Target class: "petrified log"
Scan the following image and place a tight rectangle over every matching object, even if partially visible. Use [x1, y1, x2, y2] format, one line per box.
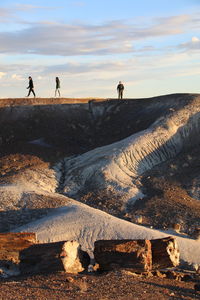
[151, 237, 180, 270]
[20, 240, 90, 275]
[94, 239, 152, 272]
[0, 232, 36, 263]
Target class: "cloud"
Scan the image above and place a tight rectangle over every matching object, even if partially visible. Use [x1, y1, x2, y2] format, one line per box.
[0, 13, 198, 56]
[1, 50, 195, 82]
[0, 5, 60, 23]
[0, 72, 6, 79]
[192, 36, 200, 42]
[71, 1, 85, 7]
[11, 74, 23, 80]
[14, 4, 47, 10]
[0, 22, 133, 56]
[0, 49, 199, 98]
[178, 36, 200, 51]
[14, 4, 60, 11]
[0, 7, 14, 20]
[43, 60, 130, 76]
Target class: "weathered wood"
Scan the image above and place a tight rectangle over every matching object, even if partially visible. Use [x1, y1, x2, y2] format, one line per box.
[94, 239, 152, 272]
[151, 237, 180, 270]
[0, 232, 36, 263]
[20, 240, 90, 275]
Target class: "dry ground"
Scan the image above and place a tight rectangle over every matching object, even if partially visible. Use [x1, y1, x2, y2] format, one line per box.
[0, 270, 200, 300]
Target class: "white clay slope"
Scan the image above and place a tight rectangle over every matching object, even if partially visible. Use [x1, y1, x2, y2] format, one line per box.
[55, 96, 200, 204]
[15, 199, 200, 265]
[0, 166, 57, 211]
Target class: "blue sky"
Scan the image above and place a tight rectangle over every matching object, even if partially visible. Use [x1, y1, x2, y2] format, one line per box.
[0, 0, 200, 98]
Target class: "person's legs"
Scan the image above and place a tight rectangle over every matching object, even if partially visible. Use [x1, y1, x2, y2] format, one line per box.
[31, 89, 36, 97]
[27, 88, 31, 97]
[119, 90, 123, 99]
[55, 88, 60, 97]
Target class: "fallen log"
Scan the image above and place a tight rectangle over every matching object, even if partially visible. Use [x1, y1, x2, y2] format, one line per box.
[0, 232, 36, 263]
[20, 240, 90, 275]
[151, 237, 180, 270]
[94, 239, 152, 272]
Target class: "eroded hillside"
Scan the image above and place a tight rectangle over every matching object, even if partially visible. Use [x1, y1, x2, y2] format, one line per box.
[0, 94, 200, 236]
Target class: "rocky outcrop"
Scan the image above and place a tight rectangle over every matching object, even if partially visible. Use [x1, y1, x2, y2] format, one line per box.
[20, 240, 90, 275]
[0, 234, 90, 277]
[94, 237, 179, 272]
[56, 95, 200, 204]
[94, 239, 152, 272]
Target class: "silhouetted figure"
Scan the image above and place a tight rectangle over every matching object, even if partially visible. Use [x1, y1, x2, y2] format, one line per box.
[26, 76, 36, 97]
[55, 77, 61, 97]
[117, 81, 124, 99]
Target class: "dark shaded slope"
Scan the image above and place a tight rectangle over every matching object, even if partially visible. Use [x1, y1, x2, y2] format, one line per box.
[0, 94, 195, 156]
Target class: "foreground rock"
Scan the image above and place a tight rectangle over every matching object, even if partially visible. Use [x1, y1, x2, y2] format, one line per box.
[151, 237, 180, 269]
[94, 237, 179, 272]
[94, 239, 152, 272]
[0, 234, 90, 277]
[0, 232, 36, 263]
[20, 240, 90, 275]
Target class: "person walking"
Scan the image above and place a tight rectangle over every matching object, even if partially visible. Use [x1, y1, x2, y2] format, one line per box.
[55, 77, 61, 97]
[26, 76, 36, 97]
[117, 81, 124, 99]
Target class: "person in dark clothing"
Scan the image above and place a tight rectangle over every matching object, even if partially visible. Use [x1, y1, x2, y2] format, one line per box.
[117, 81, 124, 99]
[55, 77, 61, 97]
[26, 76, 36, 97]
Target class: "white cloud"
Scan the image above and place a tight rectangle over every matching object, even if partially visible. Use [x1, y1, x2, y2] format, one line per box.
[11, 74, 23, 80]
[192, 36, 200, 42]
[0, 13, 198, 56]
[0, 72, 6, 78]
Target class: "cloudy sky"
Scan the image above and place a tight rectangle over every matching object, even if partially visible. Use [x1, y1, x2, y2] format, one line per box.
[0, 0, 200, 98]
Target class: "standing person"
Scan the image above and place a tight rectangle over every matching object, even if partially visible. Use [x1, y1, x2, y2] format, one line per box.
[55, 76, 61, 97]
[26, 76, 36, 97]
[117, 81, 124, 99]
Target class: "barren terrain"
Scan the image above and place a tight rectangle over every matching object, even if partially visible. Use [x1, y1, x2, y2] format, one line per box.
[0, 95, 200, 299]
[1, 270, 200, 300]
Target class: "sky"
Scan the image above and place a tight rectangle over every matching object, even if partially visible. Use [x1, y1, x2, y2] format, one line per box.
[0, 0, 200, 98]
